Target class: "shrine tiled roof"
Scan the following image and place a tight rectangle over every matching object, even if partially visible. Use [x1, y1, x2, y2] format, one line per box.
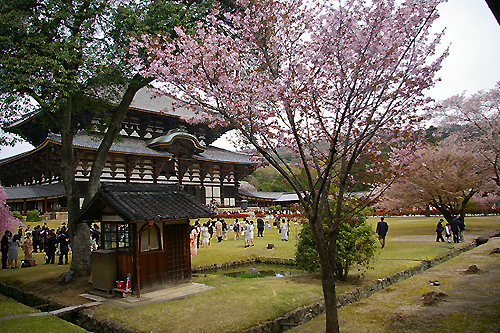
[78, 183, 214, 222]
[4, 182, 66, 200]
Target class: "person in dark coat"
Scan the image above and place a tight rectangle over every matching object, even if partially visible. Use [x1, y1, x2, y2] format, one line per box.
[458, 216, 466, 242]
[450, 216, 460, 243]
[44, 229, 57, 264]
[1, 230, 12, 269]
[435, 219, 445, 242]
[376, 217, 389, 248]
[57, 232, 70, 265]
[256, 217, 264, 237]
[32, 225, 41, 253]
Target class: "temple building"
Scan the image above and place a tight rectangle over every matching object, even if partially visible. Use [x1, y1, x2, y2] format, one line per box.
[0, 88, 256, 214]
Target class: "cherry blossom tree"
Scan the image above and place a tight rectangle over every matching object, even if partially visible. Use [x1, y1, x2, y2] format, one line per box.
[436, 82, 500, 187]
[0, 186, 23, 234]
[132, 0, 447, 331]
[383, 139, 493, 221]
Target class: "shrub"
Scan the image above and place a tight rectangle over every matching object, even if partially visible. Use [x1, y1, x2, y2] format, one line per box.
[26, 210, 42, 222]
[12, 211, 23, 220]
[296, 198, 376, 280]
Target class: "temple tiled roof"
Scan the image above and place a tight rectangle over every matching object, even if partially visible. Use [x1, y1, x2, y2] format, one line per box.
[78, 183, 214, 222]
[195, 146, 254, 164]
[274, 193, 301, 202]
[129, 88, 206, 119]
[4, 182, 66, 200]
[0, 131, 253, 166]
[49, 132, 173, 157]
[238, 189, 305, 203]
[238, 189, 283, 200]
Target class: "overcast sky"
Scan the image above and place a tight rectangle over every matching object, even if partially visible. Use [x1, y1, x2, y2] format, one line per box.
[1, 0, 499, 158]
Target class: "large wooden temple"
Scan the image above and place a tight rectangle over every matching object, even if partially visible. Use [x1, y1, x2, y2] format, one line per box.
[0, 88, 256, 214]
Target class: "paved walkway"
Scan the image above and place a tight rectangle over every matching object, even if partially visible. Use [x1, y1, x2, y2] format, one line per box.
[81, 282, 214, 309]
[0, 302, 100, 321]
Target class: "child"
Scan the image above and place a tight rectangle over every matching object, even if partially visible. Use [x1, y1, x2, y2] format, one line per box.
[445, 223, 451, 243]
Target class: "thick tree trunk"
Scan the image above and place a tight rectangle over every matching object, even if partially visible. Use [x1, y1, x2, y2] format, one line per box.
[84, 77, 150, 204]
[62, 79, 149, 276]
[430, 191, 475, 223]
[59, 97, 91, 277]
[309, 207, 340, 333]
[322, 269, 339, 332]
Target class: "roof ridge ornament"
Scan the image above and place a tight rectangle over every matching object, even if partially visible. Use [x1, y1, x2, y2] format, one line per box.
[147, 126, 207, 154]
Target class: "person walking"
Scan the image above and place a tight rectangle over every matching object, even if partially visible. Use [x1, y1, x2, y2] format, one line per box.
[190, 225, 198, 255]
[450, 216, 460, 243]
[243, 220, 254, 247]
[435, 219, 445, 242]
[215, 219, 223, 243]
[201, 223, 210, 247]
[21, 232, 34, 261]
[280, 218, 288, 241]
[194, 220, 201, 247]
[1, 230, 12, 269]
[376, 217, 389, 248]
[222, 219, 228, 241]
[248, 221, 255, 247]
[233, 219, 240, 240]
[445, 223, 451, 243]
[257, 217, 264, 237]
[57, 231, 70, 265]
[458, 216, 466, 242]
[7, 234, 21, 268]
[44, 229, 57, 264]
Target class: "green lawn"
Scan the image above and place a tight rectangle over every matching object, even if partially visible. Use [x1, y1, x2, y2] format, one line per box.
[0, 295, 86, 333]
[0, 215, 499, 333]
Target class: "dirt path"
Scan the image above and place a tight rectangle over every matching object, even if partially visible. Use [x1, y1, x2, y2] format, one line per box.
[294, 237, 500, 332]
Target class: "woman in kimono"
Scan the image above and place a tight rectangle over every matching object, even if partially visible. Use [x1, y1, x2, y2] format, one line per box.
[21, 231, 33, 261]
[190, 225, 198, 255]
[280, 218, 288, 241]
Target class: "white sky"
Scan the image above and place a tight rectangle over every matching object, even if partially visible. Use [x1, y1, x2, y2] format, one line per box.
[1, 0, 499, 158]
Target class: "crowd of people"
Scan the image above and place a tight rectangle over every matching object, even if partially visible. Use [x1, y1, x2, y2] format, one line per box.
[1, 222, 71, 269]
[188, 217, 291, 255]
[436, 215, 465, 243]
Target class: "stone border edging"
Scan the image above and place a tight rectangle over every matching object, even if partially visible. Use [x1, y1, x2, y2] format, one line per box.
[191, 257, 297, 273]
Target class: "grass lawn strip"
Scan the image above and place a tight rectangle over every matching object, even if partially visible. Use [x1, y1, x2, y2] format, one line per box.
[0, 315, 87, 333]
[0, 294, 87, 333]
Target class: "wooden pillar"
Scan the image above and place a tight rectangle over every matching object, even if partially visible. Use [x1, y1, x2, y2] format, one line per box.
[23, 200, 27, 216]
[44, 198, 48, 214]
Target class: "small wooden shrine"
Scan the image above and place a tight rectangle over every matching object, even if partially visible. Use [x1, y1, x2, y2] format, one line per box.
[76, 183, 213, 296]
